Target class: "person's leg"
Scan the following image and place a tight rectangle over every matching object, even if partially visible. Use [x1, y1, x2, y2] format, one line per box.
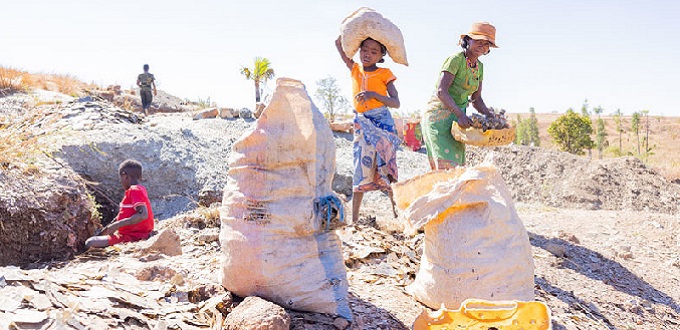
[387, 189, 398, 218]
[85, 235, 110, 248]
[140, 91, 151, 115]
[352, 191, 364, 223]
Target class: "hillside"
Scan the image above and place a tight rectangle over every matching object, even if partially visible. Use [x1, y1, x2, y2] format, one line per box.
[510, 111, 680, 181]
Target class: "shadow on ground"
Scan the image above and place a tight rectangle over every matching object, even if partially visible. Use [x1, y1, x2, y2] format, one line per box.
[530, 232, 679, 321]
[288, 292, 408, 330]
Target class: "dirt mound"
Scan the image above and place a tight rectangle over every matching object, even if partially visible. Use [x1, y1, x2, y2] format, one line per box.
[467, 145, 679, 214]
[0, 164, 98, 266]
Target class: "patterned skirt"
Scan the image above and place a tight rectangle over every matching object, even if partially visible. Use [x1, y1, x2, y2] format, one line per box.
[352, 107, 401, 193]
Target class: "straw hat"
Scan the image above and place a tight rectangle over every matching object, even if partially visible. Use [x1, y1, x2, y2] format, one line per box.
[460, 22, 498, 48]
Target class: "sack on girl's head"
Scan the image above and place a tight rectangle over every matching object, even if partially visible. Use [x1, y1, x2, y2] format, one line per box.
[340, 7, 408, 66]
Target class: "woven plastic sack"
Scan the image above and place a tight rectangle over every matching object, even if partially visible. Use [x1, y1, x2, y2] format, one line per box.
[392, 164, 534, 309]
[412, 299, 551, 330]
[340, 7, 408, 66]
[220, 78, 351, 320]
[451, 122, 516, 146]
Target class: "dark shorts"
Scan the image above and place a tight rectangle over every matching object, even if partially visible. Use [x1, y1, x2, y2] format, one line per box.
[140, 90, 153, 110]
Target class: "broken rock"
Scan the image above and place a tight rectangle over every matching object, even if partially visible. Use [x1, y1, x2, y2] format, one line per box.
[135, 265, 177, 282]
[224, 296, 290, 330]
[193, 107, 219, 120]
[136, 229, 182, 256]
[545, 243, 567, 258]
[219, 107, 238, 119]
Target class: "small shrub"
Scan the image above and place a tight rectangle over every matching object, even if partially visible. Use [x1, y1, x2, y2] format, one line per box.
[51, 73, 83, 95]
[178, 205, 222, 230]
[196, 205, 221, 228]
[0, 66, 33, 94]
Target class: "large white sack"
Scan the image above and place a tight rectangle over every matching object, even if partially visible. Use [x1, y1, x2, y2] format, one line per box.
[340, 7, 408, 66]
[393, 164, 534, 309]
[220, 78, 351, 320]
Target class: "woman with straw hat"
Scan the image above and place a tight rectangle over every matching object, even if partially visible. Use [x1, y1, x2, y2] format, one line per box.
[421, 22, 498, 169]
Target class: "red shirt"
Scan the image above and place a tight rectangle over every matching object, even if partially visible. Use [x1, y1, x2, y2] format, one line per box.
[116, 185, 154, 235]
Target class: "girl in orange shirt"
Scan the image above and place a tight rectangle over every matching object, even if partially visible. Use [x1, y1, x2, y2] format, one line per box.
[335, 36, 401, 223]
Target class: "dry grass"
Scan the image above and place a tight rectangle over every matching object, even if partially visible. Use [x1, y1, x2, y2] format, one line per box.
[162, 204, 222, 231]
[511, 112, 680, 181]
[0, 106, 59, 172]
[34, 73, 87, 96]
[0, 66, 87, 96]
[0, 66, 34, 94]
[648, 159, 680, 182]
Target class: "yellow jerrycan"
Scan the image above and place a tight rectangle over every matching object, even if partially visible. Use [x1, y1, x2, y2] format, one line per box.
[413, 299, 551, 330]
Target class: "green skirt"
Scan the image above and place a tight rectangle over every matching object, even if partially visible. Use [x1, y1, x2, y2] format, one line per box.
[421, 97, 466, 169]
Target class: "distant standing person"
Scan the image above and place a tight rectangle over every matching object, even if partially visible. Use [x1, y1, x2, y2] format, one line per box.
[422, 22, 498, 169]
[85, 159, 154, 248]
[137, 64, 157, 115]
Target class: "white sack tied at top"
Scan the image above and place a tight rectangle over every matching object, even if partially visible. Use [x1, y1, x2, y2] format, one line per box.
[220, 78, 350, 320]
[392, 164, 535, 309]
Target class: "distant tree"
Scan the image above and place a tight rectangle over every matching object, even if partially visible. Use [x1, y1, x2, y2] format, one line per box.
[593, 106, 603, 117]
[595, 118, 607, 159]
[613, 109, 623, 151]
[579, 100, 593, 157]
[641, 109, 650, 152]
[528, 107, 540, 146]
[593, 106, 607, 158]
[631, 111, 641, 154]
[240, 57, 275, 103]
[513, 109, 540, 146]
[514, 114, 529, 145]
[314, 76, 349, 122]
[581, 99, 590, 117]
[547, 109, 594, 155]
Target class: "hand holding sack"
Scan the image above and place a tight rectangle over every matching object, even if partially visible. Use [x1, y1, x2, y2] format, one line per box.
[340, 7, 408, 66]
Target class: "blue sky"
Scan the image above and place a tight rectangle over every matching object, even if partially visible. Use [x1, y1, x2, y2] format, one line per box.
[3, 0, 679, 116]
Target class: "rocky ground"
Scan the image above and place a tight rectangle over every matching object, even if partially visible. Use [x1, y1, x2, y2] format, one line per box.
[0, 91, 678, 329]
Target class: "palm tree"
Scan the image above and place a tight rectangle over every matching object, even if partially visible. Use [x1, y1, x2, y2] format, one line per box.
[240, 57, 275, 103]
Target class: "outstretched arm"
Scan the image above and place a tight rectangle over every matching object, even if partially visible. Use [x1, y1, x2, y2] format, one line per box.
[335, 36, 354, 70]
[470, 81, 492, 116]
[437, 71, 472, 128]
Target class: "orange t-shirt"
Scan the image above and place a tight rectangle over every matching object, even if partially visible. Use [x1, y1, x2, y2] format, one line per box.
[351, 63, 397, 112]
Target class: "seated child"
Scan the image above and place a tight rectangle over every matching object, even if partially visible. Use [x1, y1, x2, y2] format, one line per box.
[85, 159, 154, 248]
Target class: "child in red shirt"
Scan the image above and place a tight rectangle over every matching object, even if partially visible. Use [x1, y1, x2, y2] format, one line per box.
[85, 159, 154, 248]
